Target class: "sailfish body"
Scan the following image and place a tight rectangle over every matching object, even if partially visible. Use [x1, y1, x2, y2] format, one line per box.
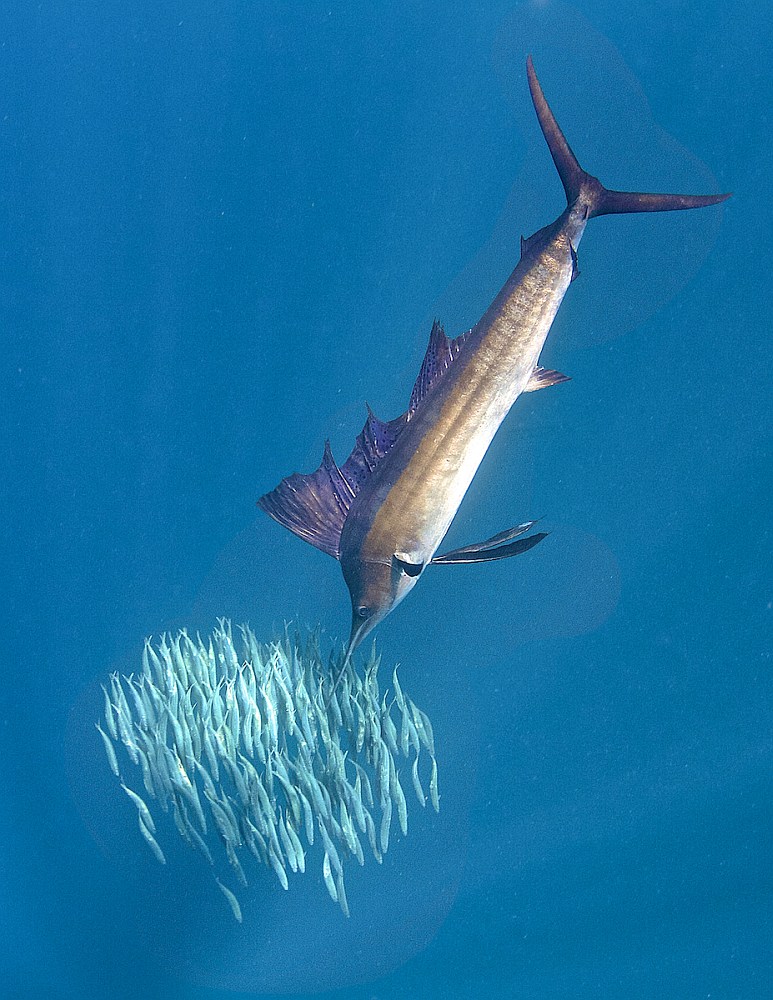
[259, 58, 728, 657]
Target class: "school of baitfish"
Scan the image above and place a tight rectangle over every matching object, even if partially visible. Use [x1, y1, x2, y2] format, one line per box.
[97, 621, 439, 920]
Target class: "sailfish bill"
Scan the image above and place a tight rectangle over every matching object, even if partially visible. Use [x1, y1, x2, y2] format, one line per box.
[258, 57, 729, 661]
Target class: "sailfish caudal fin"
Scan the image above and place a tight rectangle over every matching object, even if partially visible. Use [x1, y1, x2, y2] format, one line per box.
[526, 56, 731, 218]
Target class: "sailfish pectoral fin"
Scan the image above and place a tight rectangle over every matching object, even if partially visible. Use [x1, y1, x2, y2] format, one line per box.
[430, 524, 548, 565]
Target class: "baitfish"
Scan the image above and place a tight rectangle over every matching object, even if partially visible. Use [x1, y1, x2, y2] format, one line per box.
[137, 812, 166, 865]
[216, 878, 243, 923]
[258, 58, 728, 664]
[96, 723, 120, 778]
[121, 782, 156, 833]
[101, 623, 438, 917]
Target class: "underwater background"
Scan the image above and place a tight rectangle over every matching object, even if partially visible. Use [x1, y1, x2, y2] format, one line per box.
[1, 1, 770, 998]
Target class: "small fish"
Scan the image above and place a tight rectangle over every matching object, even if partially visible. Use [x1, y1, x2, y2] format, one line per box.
[363, 807, 381, 863]
[260, 804, 283, 862]
[338, 800, 358, 856]
[203, 786, 239, 847]
[95, 722, 119, 778]
[390, 765, 408, 837]
[273, 756, 302, 827]
[318, 819, 342, 876]
[335, 868, 350, 918]
[126, 678, 149, 730]
[183, 816, 214, 866]
[194, 758, 218, 801]
[261, 684, 279, 747]
[391, 667, 405, 713]
[101, 685, 118, 741]
[381, 697, 400, 758]
[216, 878, 243, 923]
[277, 813, 298, 873]
[379, 796, 392, 855]
[134, 741, 157, 801]
[108, 623, 439, 918]
[112, 690, 139, 764]
[226, 841, 249, 888]
[429, 756, 440, 813]
[163, 705, 186, 765]
[292, 780, 315, 845]
[411, 754, 426, 808]
[144, 639, 165, 687]
[137, 813, 165, 865]
[268, 843, 289, 890]
[408, 699, 435, 757]
[352, 760, 374, 809]
[220, 753, 250, 806]
[120, 782, 155, 833]
[243, 815, 268, 864]
[348, 772, 366, 833]
[322, 852, 337, 903]
[285, 815, 306, 874]
[196, 722, 216, 779]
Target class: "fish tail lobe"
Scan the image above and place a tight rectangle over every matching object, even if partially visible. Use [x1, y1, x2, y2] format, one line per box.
[526, 56, 730, 218]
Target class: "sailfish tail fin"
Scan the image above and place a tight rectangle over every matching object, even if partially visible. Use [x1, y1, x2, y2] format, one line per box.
[526, 55, 731, 218]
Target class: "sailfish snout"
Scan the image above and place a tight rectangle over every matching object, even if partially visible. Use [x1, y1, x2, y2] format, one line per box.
[342, 552, 425, 660]
[343, 557, 394, 657]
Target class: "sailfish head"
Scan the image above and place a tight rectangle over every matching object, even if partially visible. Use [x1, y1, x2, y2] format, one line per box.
[341, 553, 424, 659]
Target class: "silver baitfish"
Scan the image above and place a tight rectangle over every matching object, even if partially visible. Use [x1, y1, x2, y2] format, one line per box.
[97, 622, 439, 920]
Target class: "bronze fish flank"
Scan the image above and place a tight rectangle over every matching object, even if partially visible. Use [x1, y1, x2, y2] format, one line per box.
[258, 58, 729, 666]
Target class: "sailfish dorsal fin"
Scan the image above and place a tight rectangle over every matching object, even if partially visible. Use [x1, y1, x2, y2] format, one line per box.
[408, 319, 467, 416]
[339, 406, 408, 495]
[257, 319, 466, 558]
[257, 441, 356, 558]
[257, 407, 409, 558]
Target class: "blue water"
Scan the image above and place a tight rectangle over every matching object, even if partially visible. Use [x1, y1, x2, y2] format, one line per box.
[2, 1, 770, 997]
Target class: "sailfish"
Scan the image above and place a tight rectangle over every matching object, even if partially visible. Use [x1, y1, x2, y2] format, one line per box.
[258, 58, 728, 664]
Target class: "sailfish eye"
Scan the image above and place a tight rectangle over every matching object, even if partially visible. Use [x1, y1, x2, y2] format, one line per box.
[357, 606, 369, 619]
